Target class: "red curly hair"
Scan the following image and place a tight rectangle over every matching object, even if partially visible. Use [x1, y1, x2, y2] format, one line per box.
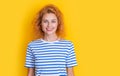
[33, 4, 65, 39]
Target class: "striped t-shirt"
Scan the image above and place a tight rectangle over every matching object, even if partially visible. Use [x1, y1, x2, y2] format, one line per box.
[25, 38, 77, 76]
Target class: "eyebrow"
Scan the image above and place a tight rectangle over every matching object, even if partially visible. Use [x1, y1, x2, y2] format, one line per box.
[52, 19, 57, 20]
[45, 18, 57, 20]
[43, 19, 57, 20]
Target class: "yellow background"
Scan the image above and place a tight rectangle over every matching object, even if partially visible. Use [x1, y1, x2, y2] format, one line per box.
[0, 0, 120, 76]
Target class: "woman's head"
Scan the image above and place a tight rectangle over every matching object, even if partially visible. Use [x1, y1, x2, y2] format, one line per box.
[34, 4, 64, 38]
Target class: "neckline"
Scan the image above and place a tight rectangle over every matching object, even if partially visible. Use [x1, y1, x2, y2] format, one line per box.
[40, 38, 61, 43]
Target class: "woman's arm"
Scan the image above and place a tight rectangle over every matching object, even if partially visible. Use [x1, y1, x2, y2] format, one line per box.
[27, 68, 35, 76]
[67, 67, 75, 76]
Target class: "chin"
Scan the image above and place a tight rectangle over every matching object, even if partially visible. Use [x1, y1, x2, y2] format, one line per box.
[45, 32, 56, 35]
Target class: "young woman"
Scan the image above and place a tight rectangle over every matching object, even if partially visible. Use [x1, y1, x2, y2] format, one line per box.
[25, 4, 77, 76]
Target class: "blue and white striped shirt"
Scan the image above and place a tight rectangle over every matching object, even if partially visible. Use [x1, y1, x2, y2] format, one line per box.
[25, 38, 77, 76]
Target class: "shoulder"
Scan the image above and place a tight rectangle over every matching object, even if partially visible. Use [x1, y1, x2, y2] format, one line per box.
[27, 38, 42, 47]
[60, 39, 74, 46]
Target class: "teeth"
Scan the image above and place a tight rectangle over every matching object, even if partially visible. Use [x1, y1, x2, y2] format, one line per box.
[47, 28, 53, 30]
[47, 29, 52, 30]
[47, 29, 53, 31]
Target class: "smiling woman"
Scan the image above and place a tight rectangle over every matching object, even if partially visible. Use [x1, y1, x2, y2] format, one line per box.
[24, 4, 77, 76]
[42, 13, 58, 36]
[33, 4, 64, 39]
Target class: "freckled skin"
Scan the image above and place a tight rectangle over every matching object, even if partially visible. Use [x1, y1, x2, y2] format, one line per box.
[41, 13, 58, 36]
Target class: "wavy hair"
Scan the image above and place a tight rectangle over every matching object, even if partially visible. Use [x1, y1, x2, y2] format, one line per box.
[33, 4, 65, 39]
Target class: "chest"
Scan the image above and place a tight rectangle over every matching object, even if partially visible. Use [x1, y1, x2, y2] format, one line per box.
[32, 44, 68, 64]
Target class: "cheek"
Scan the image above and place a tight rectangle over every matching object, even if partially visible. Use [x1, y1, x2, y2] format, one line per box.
[41, 25, 46, 32]
[41, 23, 47, 28]
[53, 23, 58, 28]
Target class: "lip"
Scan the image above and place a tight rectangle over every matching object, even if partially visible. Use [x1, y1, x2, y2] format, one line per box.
[46, 28, 53, 31]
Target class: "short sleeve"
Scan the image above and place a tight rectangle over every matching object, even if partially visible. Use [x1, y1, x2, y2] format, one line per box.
[24, 44, 35, 68]
[66, 41, 77, 68]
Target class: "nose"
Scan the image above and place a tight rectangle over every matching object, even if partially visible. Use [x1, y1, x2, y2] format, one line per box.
[47, 21, 51, 27]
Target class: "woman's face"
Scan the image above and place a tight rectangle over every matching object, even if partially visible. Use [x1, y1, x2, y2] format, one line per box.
[41, 13, 58, 36]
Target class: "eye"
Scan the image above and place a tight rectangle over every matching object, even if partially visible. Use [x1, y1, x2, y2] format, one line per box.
[43, 20, 48, 23]
[51, 20, 56, 23]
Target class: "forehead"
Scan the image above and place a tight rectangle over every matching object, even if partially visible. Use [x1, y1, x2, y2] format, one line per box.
[42, 13, 57, 20]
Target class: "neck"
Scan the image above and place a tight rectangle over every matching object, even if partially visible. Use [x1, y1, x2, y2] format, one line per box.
[43, 34, 59, 42]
